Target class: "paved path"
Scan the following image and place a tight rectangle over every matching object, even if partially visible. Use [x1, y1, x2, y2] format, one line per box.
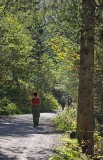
[0, 113, 63, 160]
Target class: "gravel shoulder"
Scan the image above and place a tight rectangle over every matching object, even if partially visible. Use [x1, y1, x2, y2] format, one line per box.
[0, 113, 63, 160]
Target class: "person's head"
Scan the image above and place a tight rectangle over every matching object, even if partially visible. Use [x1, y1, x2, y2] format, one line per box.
[33, 91, 37, 96]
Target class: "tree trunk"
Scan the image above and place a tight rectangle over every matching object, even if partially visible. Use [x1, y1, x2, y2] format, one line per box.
[77, 0, 95, 155]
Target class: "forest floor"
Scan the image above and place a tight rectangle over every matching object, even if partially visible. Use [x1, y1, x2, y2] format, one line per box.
[0, 112, 63, 160]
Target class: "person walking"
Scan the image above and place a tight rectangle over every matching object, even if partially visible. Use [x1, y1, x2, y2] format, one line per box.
[31, 91, 41, 127]
[61, 95, 66, 111]
[67, 95, 72, 107]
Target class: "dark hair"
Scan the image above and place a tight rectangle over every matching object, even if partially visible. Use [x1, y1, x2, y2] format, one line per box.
[33, 91, 37, 96]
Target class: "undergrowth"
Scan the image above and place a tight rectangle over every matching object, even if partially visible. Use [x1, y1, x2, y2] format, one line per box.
[51, 108, 103, 160]
[0, 82, 60, 115]
[49, 136, 91, 160]
[53, 108, 77, 132]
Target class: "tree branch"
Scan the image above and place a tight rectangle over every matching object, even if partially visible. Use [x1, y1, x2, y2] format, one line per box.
[95, 42, 103, 49]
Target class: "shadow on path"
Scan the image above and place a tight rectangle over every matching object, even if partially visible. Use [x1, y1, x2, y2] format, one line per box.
[0, 113, 62, 137]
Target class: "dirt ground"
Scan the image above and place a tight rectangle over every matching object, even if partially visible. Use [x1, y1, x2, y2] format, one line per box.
[0, 113, 63, 160]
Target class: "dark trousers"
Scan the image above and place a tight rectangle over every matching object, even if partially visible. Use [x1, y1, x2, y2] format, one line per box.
[61, 102, 65, 110]
[32, 106, 40, 126]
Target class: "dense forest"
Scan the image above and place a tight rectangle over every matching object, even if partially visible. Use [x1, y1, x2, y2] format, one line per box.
[0, 0, 103, 159]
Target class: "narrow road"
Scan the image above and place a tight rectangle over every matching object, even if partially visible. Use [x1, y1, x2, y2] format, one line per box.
[0, 113, 63, 160]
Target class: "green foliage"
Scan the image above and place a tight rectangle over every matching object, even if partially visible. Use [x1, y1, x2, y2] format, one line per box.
[49, 137, 90, 160]
[48, 36, 79, 101]
[0, 12, 33, 83]
[51, 106, 92, 160]
[32, 53, 57, 92]
[40, 53, 57, 91]
[94, 131, 102, 142]
[0, 97, 19, 115]
[0, 0, 80, 112]
[0, 81, 33, 115]
[94, 132, 103, 158]
[0, 81, 60, 115]
[45, 0, 82, 43]
[40, 93, 60, 112]
[0, 1, 102, 159]
[53, 108, 77, 132]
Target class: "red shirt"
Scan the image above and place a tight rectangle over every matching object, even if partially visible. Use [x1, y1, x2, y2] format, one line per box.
[32, 96, 41, 106]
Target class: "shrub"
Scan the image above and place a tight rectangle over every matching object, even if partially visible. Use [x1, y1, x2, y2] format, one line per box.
[49, 137, 90, 160]
[94, 132, 103, 158]
[0, 82, 33, 115]
[40, 93, 60, 112]
[0, 97, 19, 115]
[53, 108, 77, 132]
